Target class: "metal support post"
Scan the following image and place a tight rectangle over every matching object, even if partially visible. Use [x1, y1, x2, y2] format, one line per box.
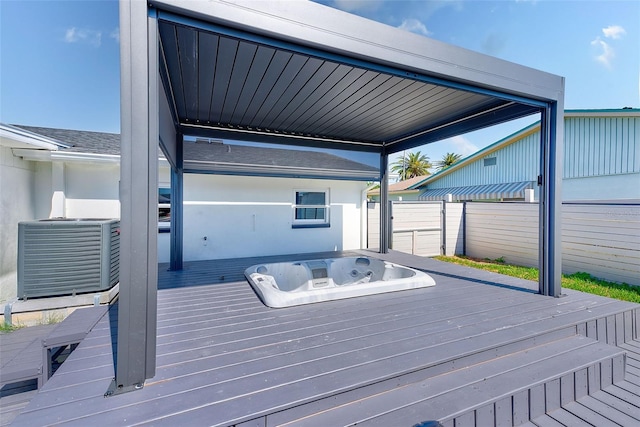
[169, 133, 184, 271]
[538, 101, 564, 297]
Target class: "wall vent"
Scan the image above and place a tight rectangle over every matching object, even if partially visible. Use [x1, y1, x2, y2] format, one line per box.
[484, 157, 497, 166]
[17, 219, 120, 299]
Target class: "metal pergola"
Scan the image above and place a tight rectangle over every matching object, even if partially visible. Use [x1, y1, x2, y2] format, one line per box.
[116, 0, 564, 393]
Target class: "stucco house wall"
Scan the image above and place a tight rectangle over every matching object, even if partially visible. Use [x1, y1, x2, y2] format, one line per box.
[31, 159, 366, 263]
[0, 125, 370, 302]
[63, 162, 121, 219]
[0, 146, 37, 303]
[159, 172, 365, 263]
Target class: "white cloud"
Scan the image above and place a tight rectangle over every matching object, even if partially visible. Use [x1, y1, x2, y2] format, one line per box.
[591, 36, 614, 69]
[398, 18, 431, 36]
[447, 135, 478, 157]
[602, 25, 626, 39]
[64, 27, 102, 47]
[590, 25, 625, 69]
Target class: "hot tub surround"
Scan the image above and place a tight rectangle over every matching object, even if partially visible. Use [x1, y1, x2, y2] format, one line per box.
[245, 256, 435, 308]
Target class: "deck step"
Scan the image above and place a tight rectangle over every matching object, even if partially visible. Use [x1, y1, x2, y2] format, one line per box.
[269, 335, 625, 427]
[0, 388, 38, 427]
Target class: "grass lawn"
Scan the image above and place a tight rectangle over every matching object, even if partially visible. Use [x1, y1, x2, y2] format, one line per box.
[435, 255, 640, 304]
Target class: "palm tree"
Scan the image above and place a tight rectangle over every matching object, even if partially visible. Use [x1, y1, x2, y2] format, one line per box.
[391, 151, 432, 180]
[435, 152, 462, 171]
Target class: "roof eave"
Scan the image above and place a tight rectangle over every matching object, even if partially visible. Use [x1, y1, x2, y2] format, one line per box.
[368, 189, 421, 196]
[0, 124, 70, 151]
[564, 108, 640, 117]
[183, 161, 378, 181]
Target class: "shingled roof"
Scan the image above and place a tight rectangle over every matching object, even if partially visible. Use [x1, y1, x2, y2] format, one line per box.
[12, 125, 378, 178]
[182, 140, 378, 174]
[14, 125, 121, 155]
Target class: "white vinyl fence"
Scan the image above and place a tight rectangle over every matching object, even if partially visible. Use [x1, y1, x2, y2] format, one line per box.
[464, 203, 539, 267]
[367, 202, 443, 257]
[368, 201, 640, 286]
[562, 204, 639, 285]
[465, 202, 640, 286]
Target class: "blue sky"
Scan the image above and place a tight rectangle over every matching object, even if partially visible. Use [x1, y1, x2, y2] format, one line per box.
[1, 0, 638, 171]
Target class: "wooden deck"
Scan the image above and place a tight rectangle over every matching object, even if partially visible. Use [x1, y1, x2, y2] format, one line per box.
[10, 251, 640, 426]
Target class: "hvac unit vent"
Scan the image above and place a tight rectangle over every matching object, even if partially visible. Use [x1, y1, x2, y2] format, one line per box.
[18, 219, 120, 299]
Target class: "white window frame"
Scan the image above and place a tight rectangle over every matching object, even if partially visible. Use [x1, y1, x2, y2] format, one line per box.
[292, 189, 330, 228]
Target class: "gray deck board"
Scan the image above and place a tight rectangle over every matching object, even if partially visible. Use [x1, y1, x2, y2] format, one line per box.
[0, 324, 56, 388]
[562, 401, 621, 427]
[588, 389, 640, 419]
[12, 251, 640, 427]
[617, 380, 640, 396]
[547, 408, 594, 426]
[0, 389, 37, 427]
[602, 384, 640, 408]
[33, 296, 620, 412]
[271, 336, 619, 426]
[573, 395, 640, 426]
[531, 414, 566, 427]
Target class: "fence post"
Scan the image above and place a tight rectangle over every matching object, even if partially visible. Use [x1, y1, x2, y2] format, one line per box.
[525, 188, 535, 203]
[441, 201, 447, 256]
[462, 202, 467, 256]
[388, 201, 394, 250]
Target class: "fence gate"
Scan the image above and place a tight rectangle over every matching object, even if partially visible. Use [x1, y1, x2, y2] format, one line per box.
[367, 201, 443, 257]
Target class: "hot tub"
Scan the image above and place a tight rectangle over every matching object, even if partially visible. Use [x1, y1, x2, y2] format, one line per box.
[245, 256, 435, 308]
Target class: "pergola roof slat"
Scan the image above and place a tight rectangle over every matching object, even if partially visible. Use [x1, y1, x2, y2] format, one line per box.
[196, 31, 218, 123]
[266, 60, 338, 130]
[219, 39, 258, 124]
[230, 45, 276, 125]
[253, 53, 310, 127]
[160, 18, 542, 148]
[176, 25, 199, 121]
[209, 36, 238, 123]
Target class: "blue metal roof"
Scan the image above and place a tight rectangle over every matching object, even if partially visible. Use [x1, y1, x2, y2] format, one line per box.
[419, 180, 534, 201]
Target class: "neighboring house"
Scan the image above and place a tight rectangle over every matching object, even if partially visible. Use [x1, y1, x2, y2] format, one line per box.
[414, 109, 640, 202]
[0, 124, 377, 303]
[367, 175, 429, 202]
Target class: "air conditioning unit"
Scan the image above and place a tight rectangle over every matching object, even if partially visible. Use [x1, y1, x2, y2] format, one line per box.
[17, 219, 120, 299]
